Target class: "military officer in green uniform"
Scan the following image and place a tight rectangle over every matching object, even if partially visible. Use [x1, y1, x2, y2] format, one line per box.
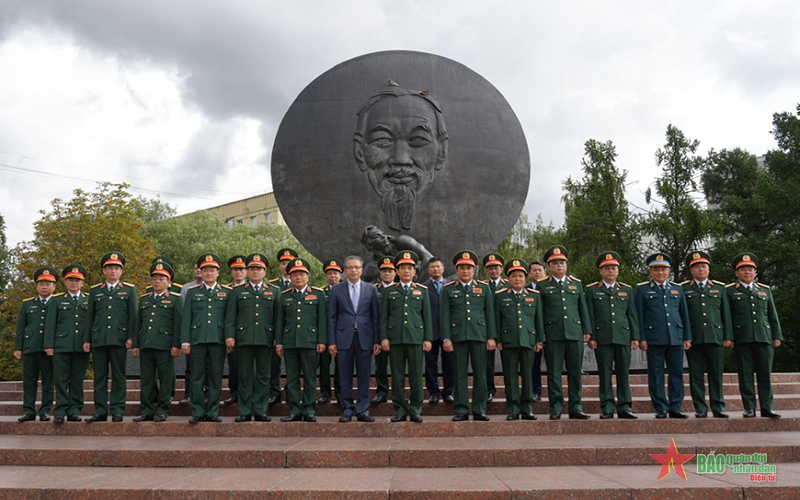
[181, 253, 231, 423]
[132, 261, 182, 421]
[84, 252, 137, 422]
[380, 251, 433, 422]
[223, 255, 247, 405]
[276, 258, 328, 422]
[267, 248, 298, 404]
[318, 259, 344, 404]
[372, 256, 396, 404]
[726, 253, 782, 418]
[45, 265, 91, 422]
[682, 251, 732, 418]
[15, 267, 58, 422]
[585, 252, 639, 419]
[225, 253, 279, 422]
[538, 246, 591, 420]
[147, 257, 183, 295]
[441, 250, 496, 421]
[483, 253, 506, 403]
[494, 258, 543, 421]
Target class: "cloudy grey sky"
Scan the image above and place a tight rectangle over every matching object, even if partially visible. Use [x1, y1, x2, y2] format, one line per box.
[1, 0, 797, 247]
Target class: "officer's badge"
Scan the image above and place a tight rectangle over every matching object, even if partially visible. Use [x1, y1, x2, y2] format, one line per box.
[606, 254, 612, 260]
[330, 260, 335, 265]
[72, 268, 78, 273]
[743, 255, 751, 262]
[111, 253, 118, 260]
[156, 264, 163, 270]
[656, 254, 664, 261]
[236, 257, 243, 263]
[284, 250, 292, 257]
[404, 252, 410, 259]
[206, 255, 213, 262]
[254, 255, 261, 261]
[693, 252, 700, 260]
[513, 260, 520, 266]
[43, 270, 50, 276]
[490, 254, 495, 260]
[295, 259, 302, 266]
[553, 248, 561, 255]
[463, 252, 469, 259]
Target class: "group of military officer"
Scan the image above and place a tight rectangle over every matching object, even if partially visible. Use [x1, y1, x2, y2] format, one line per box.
[14, 243, 783, 422]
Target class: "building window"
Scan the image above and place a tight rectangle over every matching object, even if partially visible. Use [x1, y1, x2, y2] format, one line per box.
[225, 218, 234, 228]
[264, 212, 271, 222]
[251, 216, 257, 227]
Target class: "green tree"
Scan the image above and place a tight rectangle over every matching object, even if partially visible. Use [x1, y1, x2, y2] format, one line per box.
[480, 213, 565, 281]
[642, 125, 717, 279]
[0, 214, 8, 295]
[562, 139, 644, 285]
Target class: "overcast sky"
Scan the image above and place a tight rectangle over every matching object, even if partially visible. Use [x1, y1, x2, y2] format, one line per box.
[1, 1, 797, 248]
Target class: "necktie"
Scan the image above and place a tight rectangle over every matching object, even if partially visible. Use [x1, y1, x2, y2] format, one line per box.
[253, 284, 260, 294]
[351, 283, 359, 312]
[434, 281, 441, 294]
[608, 285, 614, 293]
[698, 282, 704, 290]
[558, 280, 563, 287]
[108, 284, 114, 293]
[73, 295, 79, 304]
[659, 284, 665, 292]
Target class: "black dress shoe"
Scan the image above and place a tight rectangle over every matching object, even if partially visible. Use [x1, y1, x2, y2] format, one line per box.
[618, 411, 638, 420]
[532, 393, 542, 402]
[668, 411, 687, 419]
[281, 414, 302, 422]
[443, 395, 454, 403]
[67, 414, 82, 422]
[205, 416, 222, 423]
[599, 412, 614, 420]
[188, 416, 203, 423]
[112, 414, 124, 422]
[357, 414, 375, 422]
[521, 413, 537, 421]
[17, 414, 36, 422]
[429, 394, 439, 404]
[391, 414, 407, 422]
[695, 411, 708, 418]
[569, 411, 590, 420]
[550, 412, 561, 420]
[742, 409, 756, 418]
[317, 396, 330, 404]
[370, 395, 387, 404]
[179, 397, 191, 405]
[761, 409, 781, 418]
[339, 415, 352, 422]
[487, 393, 494, 402]
[255, 414, 272, 422]
[303, 415, 317, 422]
[235, 415, 252, 422]
[223, 397, 237, 405]
[712, 411, 729, 419]
[154, 414, 167, 422]
[410, 414, 423, 423]
[133, 415, 154, 422]
[506, 413, 519, 421]
[473, 413, 490, 421]
[86, 414, 107, 422]
[655, 411, 667, 419]
[452, 413, 468, 422]
[39, 414, 50, 422]
[53, 415, 65, 423]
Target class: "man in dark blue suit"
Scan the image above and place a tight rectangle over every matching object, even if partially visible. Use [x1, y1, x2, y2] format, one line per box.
[634, 253, 693, 419]
[328, 255, 381, 422]
[422, 257, 453, 404]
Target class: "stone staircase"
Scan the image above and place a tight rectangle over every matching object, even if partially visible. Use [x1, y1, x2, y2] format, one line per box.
[0, 373, 798, 498]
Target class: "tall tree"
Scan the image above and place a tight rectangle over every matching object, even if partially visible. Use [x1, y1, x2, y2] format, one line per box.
[642, 125, 716, 279]
[562, 139, 644, 285]
[0, 214, 9, 296]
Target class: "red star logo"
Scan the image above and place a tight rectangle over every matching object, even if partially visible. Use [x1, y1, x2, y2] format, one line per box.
[650, 438, 694, 480]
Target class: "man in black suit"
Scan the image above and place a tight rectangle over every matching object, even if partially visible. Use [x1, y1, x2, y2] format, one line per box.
[525, 261, 547, 402]
[423, 257, 453, 403]
[328, 255, 381, 422]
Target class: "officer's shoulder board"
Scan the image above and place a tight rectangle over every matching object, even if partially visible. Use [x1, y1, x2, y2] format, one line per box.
[637, 281, 649, 286]
[220, 284, 232, 290]
[567, 276, 581, 282]
[232, 282, 246, 288]
[268, 277, 280, 283]
[413, 282, 427, 289]
[618, 282, 632, 289]
[139, 292, 150, 299]
[443, 281, 456, 287]
[281, 288, 293, 294]
[186, 283, 202, 291]
[586, 281, 599, 288]
[476, 279, 488, 285]
[266, 282, 281, 290]
[669, 281, 681, 287]
[52, 292, 66, 298]
[711, 280, 726, 286]
[311, 286, 326, 292]
[172, 282, 183, 288]
[122, 281, 136, 288]
[495, 287, 508, 295]
[756, 283, 770, 289]
[725, 282, 737, 288]
[23, 296, 36, 302]
[678, 280, 690, 286]
[91, 282, 104, 289]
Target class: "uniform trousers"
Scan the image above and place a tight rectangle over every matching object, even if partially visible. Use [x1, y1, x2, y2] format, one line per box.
[389, 344, 424, 416]
[22, 351, 54, 416]
[92, 345, 127, 416]
[451, 340, 488, 415]
[735, 342, 774, 410]
[52, 351, 89, 416]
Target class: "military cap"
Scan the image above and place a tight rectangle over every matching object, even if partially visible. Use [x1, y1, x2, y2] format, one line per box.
[482, 253, 505, 268]
[596, 251, 621, 268]
[733, 252, 758, 269]
[453, 250, 478, 267]
[543, 246, 568, 263]
[277, 248, 298, 262]
[246, 253, 268, 268]
[686, 251, 711, 268]
[323, 259, 344, 273]
[287, 258, 310, 274]
[150, 261, 174, 280]
[395, 251, 419, 267]
[151, 256, 174, 268]
[504, 258, 529, 277]
[197, 253, 222, 269]
[228, 255, 247, 269]
[34, 267, 58, 283]
[62, 264, 87, 281]
[379, 256, 396, 270]
[646, 253, 672, 267]
[101, 252, 125, 268]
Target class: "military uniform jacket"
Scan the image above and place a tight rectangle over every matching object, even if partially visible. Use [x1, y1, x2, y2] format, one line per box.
[224, 281, 280, 346]
[494, 287, 544, 348]
[726, 282, 782, 344]
[276, 287, 327, 349]
[681, 280, 732, 345]
[269, 277, 293, 292]
[45, 292, 90, 353]
[180, 283, 230, 345]
[134, 291, 183, 350]
[537, 276, 591, 342]
[379, 283, 433, 345]
[634, 281, 692, 345]
[84, 282, 137, 347]
[15, 296, 56, 354]
[585, 282, 639, 346]
[440, 281, 496, 343]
